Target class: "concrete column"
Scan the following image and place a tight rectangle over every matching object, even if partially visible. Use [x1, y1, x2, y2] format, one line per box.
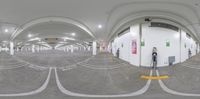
[64, 47, 66, 52]
[42, 46, 44, 51]
[28, 47, 31, 52]
[139, 23, 142, 66]
[40, 47, 43, 51]
[71, 45, 74, 53]
[21, 47, 23, 52]
[180, 29, 182, 63]
[93, 41, 97, 55]
[32, 45, 35, 53]
[78, 47, 80, 51]
[37, 45, 40, 52]
[26, 47, 28, 52]
[66, 47, 69, 52]
[100, 46, 103, 52]
[16, 47, 19, 52]
[39, 46, 42, 52]
[88, 46, 91, 51]
[10, 42, 14, 55]
[84, 46, 86, 51]
[65, 47, 67, 52]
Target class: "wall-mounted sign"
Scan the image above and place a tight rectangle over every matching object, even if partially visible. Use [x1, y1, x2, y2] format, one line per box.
[132, 40, 137, 54]
[166, 40, 170, 47]
[141, 39, 145, 47]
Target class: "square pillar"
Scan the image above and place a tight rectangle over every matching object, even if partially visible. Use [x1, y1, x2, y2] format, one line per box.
[93, 41, 97, 55]
[10, 42, 14, 55]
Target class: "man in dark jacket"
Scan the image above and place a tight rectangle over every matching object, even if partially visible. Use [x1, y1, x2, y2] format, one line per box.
[116, 48, 120, 58]
[152, 47, 158, 69]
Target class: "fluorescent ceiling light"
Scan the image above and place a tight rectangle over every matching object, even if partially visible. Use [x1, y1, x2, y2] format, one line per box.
[62, 37, 75, 41]
[28, 37, 41, 41]
[84, 41, 89, 44]
[4, 29, 8, 33]
[98, 24, 102, 29]
[25, 43, 30, 45]
[37, 41, 46, 44]
[28, 34, 33, 38]
[17, 42, 22, 45]
[58, 41, 68, 44]
[55, 44, 64, 48]
[41, 43, 52, 48]
[71, 33, 76, 36]
[76, 43, 83, 46]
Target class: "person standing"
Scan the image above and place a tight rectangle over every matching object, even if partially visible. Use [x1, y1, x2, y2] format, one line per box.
[116, 48, 120, 58]
[152, 47, 158, 69]
[188, 49, 192, 59]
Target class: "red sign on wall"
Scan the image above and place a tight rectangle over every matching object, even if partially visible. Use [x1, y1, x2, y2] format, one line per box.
[132, 40, 137, 54]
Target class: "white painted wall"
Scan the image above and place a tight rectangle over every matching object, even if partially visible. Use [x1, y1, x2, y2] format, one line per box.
[110, 23, 198, 67]
[92, 41, 97, 55]
[197, 43, 200, 53]
[117, 32, 131, 62]
[181, 30, 197, 62]
[112, 39, 117, 56]
[141, 24, 180, 67]
[111, 25, 140, 66]
[129, 25, 141, 66]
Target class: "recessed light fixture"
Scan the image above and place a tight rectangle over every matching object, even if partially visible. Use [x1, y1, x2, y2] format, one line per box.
[28, 34, 32, 38]
[28, 37, 40, 41]
[98, 24, 102, 29]
[4, 29, 8, 33]
[71, 33, 76, 36]
[63, 37, 75, 41]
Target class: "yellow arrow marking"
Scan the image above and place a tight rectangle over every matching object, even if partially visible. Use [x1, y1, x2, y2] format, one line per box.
[141, 75, 169, 80]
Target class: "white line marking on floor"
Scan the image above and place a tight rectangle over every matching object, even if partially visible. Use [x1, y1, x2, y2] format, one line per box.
[181, 64, 200, 70]
[61, 55, 129, 70]
[0, 65, 25, 70]
[12, 55, 49, 70]
[77, 63, 129, 70]
[0, 68, 52, 96]
[60, 56, 94, 71]
[156, 70, 200, 97]
[55, 68, 152, 97]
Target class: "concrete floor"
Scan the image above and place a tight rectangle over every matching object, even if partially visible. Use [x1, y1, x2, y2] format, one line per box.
[15, 51, 92, 67]
[0, 51, 200, 99]
[0, 66, 48, 94]
[159, 54, 200, 94]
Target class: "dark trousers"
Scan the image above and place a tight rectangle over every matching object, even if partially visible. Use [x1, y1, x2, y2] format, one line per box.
[152, 61, 157, 69]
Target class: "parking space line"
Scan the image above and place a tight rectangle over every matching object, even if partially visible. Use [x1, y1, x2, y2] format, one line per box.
[0, 68, 51, 96]
[55, 68, 152, 97]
